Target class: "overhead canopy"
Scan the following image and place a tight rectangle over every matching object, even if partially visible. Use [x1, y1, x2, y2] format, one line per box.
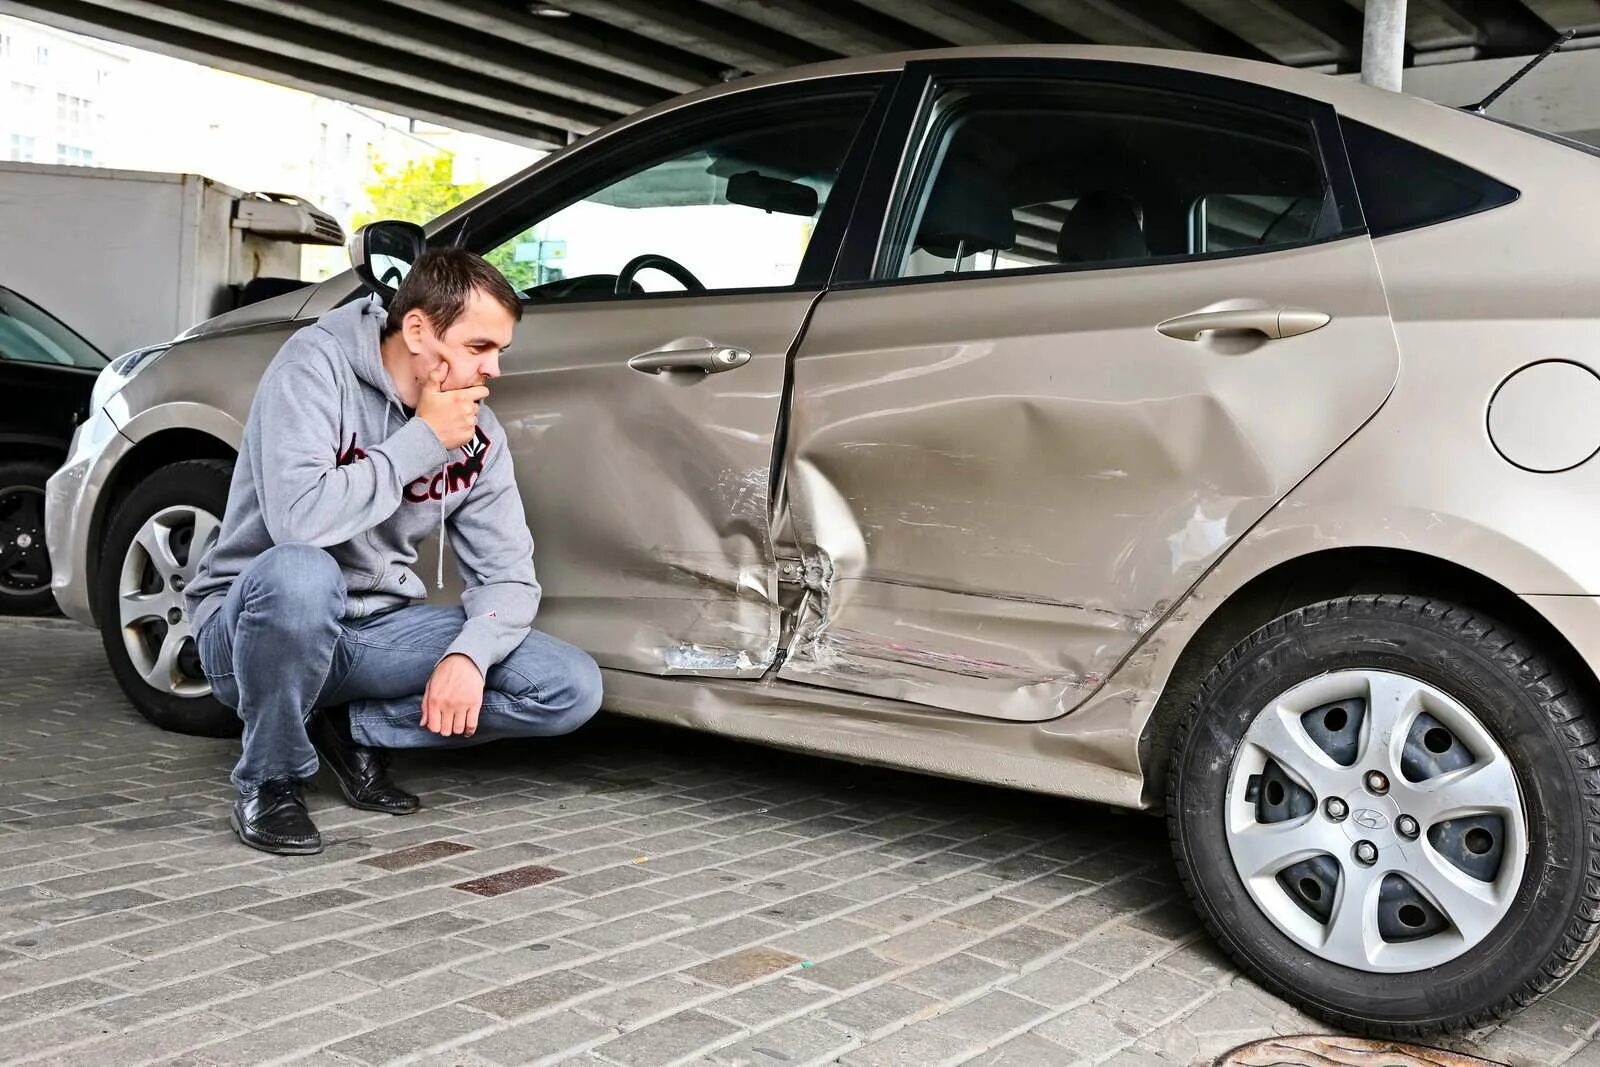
[1, 0, 1596, 147]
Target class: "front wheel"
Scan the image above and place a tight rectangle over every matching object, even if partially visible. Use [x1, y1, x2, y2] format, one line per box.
[95, 458, 239, 737]
[1168, 595, 1600, 1036]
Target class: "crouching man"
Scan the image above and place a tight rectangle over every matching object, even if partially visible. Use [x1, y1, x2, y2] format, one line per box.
[185, 249, 602, 855]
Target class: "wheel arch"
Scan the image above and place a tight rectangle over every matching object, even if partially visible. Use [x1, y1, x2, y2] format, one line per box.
[1138, 546, 1600, 809]
[86, 429, 236, 623]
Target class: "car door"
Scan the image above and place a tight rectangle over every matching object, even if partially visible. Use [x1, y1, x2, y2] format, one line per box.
[778, 60, 1401, 720]
[464, 74, 892, 678]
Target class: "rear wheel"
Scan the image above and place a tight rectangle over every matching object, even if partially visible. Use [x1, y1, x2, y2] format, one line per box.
[95, 459, 239, 737]
[1168, 595, 1600, 1036]
[0, 458, 60, 615]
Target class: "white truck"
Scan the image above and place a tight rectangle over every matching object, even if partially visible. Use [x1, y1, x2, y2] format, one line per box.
[0, 162, 343, 357]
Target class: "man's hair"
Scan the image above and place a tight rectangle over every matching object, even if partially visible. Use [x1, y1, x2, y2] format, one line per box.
[381, 247, 522, 338]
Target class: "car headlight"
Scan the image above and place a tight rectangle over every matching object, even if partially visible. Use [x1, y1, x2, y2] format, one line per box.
[90, 343, 173, 412]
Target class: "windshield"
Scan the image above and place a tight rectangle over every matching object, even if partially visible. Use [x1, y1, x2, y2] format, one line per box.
[0, 287, 107, 368]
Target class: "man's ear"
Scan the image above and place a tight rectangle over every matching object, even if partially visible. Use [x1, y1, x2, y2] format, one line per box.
[401, 308, 433, 352]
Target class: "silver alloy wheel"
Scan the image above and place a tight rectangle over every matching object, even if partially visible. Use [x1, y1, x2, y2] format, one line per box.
[117, 504, 220, 698]
[1225, 670, 1527, 973]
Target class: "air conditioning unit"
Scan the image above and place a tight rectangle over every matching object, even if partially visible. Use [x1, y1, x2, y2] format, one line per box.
[233, 192, 345, 246]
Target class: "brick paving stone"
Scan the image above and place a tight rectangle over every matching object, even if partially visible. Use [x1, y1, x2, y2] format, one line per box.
[241, 887, 368, 921]
[466, 1009, 615, 1065]
[837, 1021, 979, 1067]
[965, 1032, 1077, 1066]
[458, 939, 592, 983]
[211, 969, 380, 1026]
[687, 946, 802, 987]
[1005, 956, 1117, 1007]
[342, 967, 494, 1023]
[704, 977, 833, 1026]
[341, 936, 485, 985]
[820, 983, 941, 1039]
[467, 968, 606, 1020]
[361, 839, 477, 871]
[713, 1016, 855, 1066]
[579, 973, 708, 1028]
[769, 918, 881, 961]
[899, 953, 1012, 1001]
[800, 948, 902, 992]
[0, 977, 120, 1024]
[84, 972, 255, 1027]
[1033, 999, 1150, 1059]
[1095, 965, 1213, 1025]
[919, 990, 1051, 1044]
[330, 1003, 493, 1064]
[590, 1009, 742, 1065]
[872, 921, 976, 965]
[188, 1009, 371, 1065]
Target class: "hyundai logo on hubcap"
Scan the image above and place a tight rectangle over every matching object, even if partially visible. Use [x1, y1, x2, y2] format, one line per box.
[1353, 808, 1389, 831]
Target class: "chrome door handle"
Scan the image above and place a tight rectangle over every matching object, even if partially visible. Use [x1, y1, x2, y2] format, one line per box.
[627, 344, 751, 374]
[1156, 307, 1331, 341]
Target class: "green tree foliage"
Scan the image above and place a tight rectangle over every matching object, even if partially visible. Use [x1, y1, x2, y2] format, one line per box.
[354, 155, 539, 289]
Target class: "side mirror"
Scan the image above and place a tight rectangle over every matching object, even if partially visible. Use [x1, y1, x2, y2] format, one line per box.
[725, 171, 818, 218]
[349, 221, 426, 304]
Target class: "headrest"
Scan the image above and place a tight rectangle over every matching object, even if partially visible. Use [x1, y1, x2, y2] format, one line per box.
[916, 160, 1016, 259]
[1057, 191, 1148, 264]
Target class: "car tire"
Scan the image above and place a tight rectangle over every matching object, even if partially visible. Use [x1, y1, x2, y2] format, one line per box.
[95, 458, 240, 738]
[1168, 594, 1600, 1036]
[0, 457, 60, 616]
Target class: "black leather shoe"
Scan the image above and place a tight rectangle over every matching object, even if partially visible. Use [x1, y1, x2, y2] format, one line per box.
[231, 779, 322, 855]
[308, 706, 421, 815]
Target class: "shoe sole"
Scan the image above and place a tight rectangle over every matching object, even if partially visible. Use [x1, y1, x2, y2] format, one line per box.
[230, 811, 324, 855]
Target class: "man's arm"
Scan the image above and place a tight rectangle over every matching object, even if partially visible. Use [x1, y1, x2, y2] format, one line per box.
[252, 353, 446, 547]
[438, 436, 540, 678]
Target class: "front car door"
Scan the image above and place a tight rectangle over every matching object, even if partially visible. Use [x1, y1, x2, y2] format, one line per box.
[779, 59, 1401, 719]
[462, 74, 891, 678]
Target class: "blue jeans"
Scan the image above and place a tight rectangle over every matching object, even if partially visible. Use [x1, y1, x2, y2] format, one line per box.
[196, 543, 603, 792]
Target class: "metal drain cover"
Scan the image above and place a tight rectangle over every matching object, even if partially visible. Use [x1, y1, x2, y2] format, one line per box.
[1217, 1035, 1504, 1067]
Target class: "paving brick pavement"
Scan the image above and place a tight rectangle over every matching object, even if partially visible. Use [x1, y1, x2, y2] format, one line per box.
[1, 615, 1597, 1066]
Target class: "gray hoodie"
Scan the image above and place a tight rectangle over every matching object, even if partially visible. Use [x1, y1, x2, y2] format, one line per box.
[186, 295, 540, 679]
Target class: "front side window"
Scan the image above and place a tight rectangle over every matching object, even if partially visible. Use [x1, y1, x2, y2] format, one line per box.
[487, 94, 872, 301]
[883, 78, 1339, 280]
[0, 288, 106, 368]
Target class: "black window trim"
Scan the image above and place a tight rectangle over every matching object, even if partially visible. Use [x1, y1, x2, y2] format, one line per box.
[827, 57, 1369, 293]
[428, 72, 900, 310]
[1340, 117, 1522, 240]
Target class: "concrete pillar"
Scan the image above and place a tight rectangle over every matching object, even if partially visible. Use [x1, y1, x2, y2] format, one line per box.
[1361, 0, 1408, 91]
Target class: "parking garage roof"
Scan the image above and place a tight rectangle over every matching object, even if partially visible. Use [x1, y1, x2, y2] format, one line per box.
[2, 0, 1597, 147]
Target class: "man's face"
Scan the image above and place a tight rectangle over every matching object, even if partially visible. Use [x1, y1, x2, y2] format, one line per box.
[404, 288, 516, 392]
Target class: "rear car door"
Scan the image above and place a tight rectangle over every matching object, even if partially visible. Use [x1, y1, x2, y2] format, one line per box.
[778, 60, 1401, 719]
[466, 74, 891, 678]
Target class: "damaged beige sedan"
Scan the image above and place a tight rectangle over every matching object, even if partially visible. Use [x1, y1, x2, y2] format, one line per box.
[46, 46, 1600, 1035]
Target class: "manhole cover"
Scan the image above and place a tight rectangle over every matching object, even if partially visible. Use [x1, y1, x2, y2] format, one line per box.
[1217, 1035, 1505, 1067]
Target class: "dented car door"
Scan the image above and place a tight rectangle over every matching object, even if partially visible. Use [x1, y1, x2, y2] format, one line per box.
[474, 75, 890, 678]
[778, 61, 1401, 719]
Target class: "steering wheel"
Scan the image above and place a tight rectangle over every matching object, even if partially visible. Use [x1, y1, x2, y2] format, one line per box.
[615, 253, 706, 296]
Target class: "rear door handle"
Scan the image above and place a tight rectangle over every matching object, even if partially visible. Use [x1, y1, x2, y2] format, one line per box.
[1156, 307, 1331, 342]
[627, 344, 751, 375]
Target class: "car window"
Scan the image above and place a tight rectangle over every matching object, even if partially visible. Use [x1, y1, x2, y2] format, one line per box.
[883, 79, 1339, 280]
[0, 287, 106, 368]
[488, 95, 873, 302]
[1340, 119, 1518, 237]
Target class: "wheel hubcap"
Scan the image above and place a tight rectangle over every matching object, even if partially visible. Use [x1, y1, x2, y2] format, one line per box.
[0, 484, 50, 595]
[117, 505, 221, 698]
[1225, 669, 1527, 972]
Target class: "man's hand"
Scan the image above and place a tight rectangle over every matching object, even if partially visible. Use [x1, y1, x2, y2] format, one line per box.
[417, 362, 489, 449]
[421, 653, 485, 737]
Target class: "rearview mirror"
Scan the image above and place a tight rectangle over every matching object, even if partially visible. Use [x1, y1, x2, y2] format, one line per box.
[349, 220, 426, 304]
[725, 172, 817, 218]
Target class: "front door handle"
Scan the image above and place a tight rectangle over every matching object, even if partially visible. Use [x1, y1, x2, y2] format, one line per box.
[628, 344, 751, 375]
[1156, 307, 1331, 342]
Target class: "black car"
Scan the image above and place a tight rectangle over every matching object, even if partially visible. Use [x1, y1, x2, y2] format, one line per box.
[0, 286, 106, 614]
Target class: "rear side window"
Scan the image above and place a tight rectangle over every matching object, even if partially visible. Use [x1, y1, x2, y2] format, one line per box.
[1339, 119, 1518, 238]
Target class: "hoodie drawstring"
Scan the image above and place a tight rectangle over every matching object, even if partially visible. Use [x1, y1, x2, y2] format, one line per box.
[388, 395, 449, 592]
